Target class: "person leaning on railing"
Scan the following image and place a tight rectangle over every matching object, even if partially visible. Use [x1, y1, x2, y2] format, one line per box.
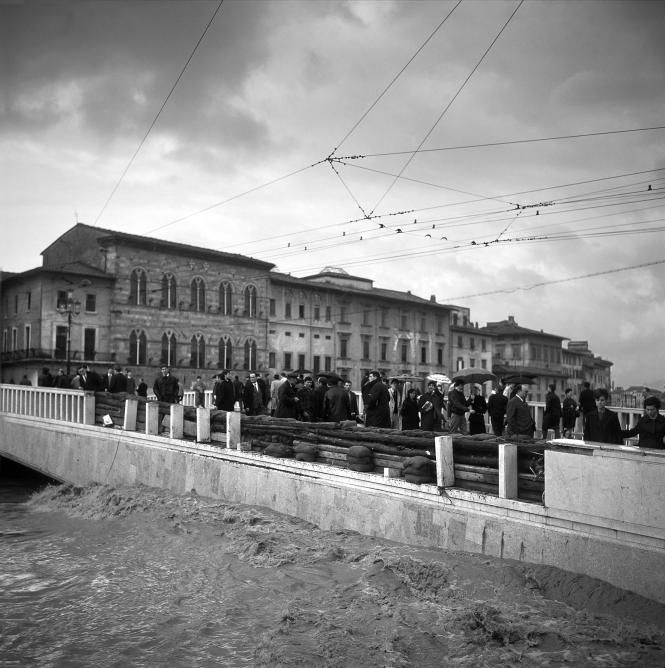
[621, 396, 665, 449]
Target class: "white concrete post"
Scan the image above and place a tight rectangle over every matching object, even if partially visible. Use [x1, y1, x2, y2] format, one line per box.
[124, 398, 138, 431]
[499, 442, 518, 499]
[196, 407, 210, 443]
[145, 401, 160, 435]
[83, 392, 96, 425]
[434, 435, 455, 487]
[227, 411, 241, 449]
[170, 404, 184, 440]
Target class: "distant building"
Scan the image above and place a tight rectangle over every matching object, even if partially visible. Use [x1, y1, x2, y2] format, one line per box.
[449, 306, 495, 390]
[1, 225, 454, 389]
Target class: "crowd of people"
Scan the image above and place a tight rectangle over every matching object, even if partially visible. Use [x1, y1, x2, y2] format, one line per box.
[24, 365, 665, 449]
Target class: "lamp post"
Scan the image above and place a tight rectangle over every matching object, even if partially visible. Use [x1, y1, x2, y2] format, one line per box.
[57, 290, 81, 375]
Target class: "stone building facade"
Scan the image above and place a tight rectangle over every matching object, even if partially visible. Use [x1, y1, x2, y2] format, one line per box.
[1, 225, 454, 389]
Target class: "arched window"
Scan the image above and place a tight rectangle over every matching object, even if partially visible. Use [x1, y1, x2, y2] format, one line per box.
[161, 273, 176, 309]
[190, 333, 205, 368]
[219, 282, 232, 316]
[129, 329, 147, 365]
[129, 268, 147, 306]
[244, 338, 257, 370]
[244, 285, 257, 318]
[218, 336, 232, 369]
[161, 331, 177, 367]
[190, 277, 206, 312]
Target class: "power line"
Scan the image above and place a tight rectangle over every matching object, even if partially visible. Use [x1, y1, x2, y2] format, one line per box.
[368, 0, 524, 216]
[334, 125, 665, 160]
[445, 258, 665, 300]
[328, 0, 463, 158]
[93, 1, 225, 227]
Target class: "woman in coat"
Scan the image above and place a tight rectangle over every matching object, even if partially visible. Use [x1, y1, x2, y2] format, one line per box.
[400, 388, 420, 430]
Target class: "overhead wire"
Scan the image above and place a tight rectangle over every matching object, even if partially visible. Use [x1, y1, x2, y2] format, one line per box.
[93, 0, 225, 227]
[367, 0, 524, 217]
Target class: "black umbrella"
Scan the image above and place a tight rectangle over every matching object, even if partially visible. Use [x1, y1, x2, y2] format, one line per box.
[452, 368, 496, 384]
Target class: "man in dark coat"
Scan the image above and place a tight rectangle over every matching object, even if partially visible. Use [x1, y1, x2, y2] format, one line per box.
[243, 372, 267, 415]
[109, 366, 127, 393]
[275, 373, 299, 418]
[561, 388, 579, 437]
[487, 386, 508, 436]
[298, 377, 316, 421]
[583, 388, 623, 444]
[313, 376, 329, 421]
[417, 381, 443, 431]
[38, 367, 53, 387]
[578, 381, 596, 428]
[153, 366, 180, 403]
[324, 375, 350, 422]
[364, 370, 391, 428]
[505, 385, 535, 438]
[400, 387, 420, 430]
[542, 384, 562, 438]
[343, 380, 360, 423]
[621, 396, 665, 449]
[213, 370, 236, 411]
[448, 380, 470, 433]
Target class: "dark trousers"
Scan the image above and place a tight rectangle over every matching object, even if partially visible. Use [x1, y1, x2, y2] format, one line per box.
[490, 415, 504, 436]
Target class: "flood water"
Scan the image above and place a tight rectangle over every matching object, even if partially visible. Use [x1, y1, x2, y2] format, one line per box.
[1, 459, 664, 667]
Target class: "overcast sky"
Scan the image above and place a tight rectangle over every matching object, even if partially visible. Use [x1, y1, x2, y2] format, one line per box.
[2, 0, 664, 388]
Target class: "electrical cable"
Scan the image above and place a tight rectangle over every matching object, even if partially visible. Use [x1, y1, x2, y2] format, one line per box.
[368, 0, 524, 216]
[93, 1, 225, 227]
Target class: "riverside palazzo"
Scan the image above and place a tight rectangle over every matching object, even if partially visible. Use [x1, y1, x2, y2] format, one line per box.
[1, 224, 456, 389]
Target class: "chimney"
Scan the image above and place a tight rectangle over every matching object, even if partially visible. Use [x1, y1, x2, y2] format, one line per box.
[430, 294, 436, 302]
[508, 315, 515, 324]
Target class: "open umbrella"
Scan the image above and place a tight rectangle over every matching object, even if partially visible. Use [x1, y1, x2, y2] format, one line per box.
[426, 373, 452, 384]
[452, 368, 496, 384]
[503, 373, 538, 385]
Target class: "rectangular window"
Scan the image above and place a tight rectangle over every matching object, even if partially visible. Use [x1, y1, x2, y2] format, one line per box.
[313, 306, 320, 321]
[285, 332, 291, 337]
[298, 333, 305, 338]
[481, 359, 487, 369]
[84, 328, 96, 360]
[436, 318, 443, 334]
[285, 302, 292, 319]
[313, 356, 320, 373]
[57, 290, 67, 309]
[470, 337, 475, 350]
[456, 357, 464, 371]
[55, 326, 67, 359]
[400, 314, 407, 330]
[299, 304, 305, 319]
[325, 306, 331, 321]
[340, 338, 348, 358]
[324, 356, 332, 372]
[380, 342, 387, 361]
[284, 352, 292, 369]
[420, 346, 426, 364]
[511, 343, 521, 358]
[313, 334, 320, 339]
[269, 299, 276, 316]
[85, 294, 96, 312]
[27, 292, 32, 311]
[362, 338, 370, 360]
[470, 358, 476, 368]
[325, 335, 331, 340]
[401, 342, 408, 363]
[11, 328, 17, 350]
[481, 339, 486, 352]
[2, 330, 7, 353]
[380, 309, 388, 327]
[457, 336, 463, 348]
[340, 307, 347, 322]
[363, 310, 370, 326]
[24, 325, 31, 352]
[269, 351, 276, 367]
[14, 295, 18, 314]
[298, 354, 305, 370]
[420, 317, 426, 332]
[437, 346, 443, 365]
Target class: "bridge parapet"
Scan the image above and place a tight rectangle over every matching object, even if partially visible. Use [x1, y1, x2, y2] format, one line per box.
[0, 384, 94, 425]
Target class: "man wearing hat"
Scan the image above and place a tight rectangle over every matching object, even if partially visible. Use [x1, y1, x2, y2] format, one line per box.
[275, 373, 300, 419]
[364, 370, 391, 428]
[448, 379, 470, 433]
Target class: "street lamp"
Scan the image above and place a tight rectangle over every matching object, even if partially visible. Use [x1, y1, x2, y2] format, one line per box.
[57, 290, 81, 375]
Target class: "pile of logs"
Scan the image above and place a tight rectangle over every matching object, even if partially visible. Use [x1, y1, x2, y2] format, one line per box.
[92, 394, 545, 501]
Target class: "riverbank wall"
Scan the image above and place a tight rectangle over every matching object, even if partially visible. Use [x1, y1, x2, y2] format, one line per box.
[1, 412, 664, 604]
